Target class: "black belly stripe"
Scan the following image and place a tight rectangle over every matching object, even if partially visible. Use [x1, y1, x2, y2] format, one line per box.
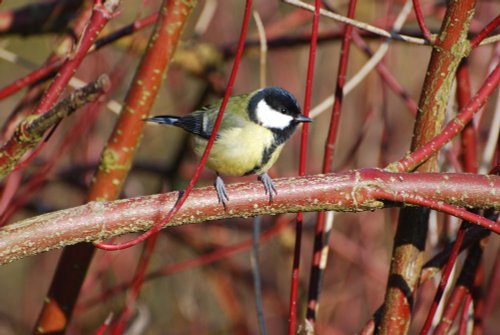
[244, 141, 279, 176]
[243, 126, 296, 176]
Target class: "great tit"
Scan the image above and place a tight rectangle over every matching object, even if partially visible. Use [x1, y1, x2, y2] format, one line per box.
[146, 86, 311, 206]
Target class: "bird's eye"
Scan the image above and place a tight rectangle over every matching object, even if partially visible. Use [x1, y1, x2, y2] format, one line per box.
[281, 108, 287, 113]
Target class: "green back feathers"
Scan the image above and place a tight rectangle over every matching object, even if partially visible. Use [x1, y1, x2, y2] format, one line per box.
[193, 92, 254, 137]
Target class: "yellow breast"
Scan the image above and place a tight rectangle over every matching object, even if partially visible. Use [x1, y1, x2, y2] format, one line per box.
[193, 123, 281, 176]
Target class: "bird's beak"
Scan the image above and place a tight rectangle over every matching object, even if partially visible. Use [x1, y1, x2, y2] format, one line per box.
[294, 115, 312, 123]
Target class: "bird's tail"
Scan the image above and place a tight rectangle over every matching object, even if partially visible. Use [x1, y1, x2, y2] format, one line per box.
[144, 115, 180, 125]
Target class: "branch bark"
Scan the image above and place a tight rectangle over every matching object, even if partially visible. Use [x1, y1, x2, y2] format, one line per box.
[379, 0, 477, 332]
[0, 169, 497, 265]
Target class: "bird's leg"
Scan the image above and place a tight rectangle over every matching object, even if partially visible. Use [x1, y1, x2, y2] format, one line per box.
[258, 172, 277, 203]
[215, 173, 229, 207]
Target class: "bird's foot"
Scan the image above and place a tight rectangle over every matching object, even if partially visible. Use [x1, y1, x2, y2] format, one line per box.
[258, 173, 277, 203]
[215, 174, 229, 208]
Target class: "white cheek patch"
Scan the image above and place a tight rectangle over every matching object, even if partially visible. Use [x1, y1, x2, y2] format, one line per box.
[256, 100, 293, 129]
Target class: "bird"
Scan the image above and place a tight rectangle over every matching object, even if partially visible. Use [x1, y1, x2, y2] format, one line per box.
[146, 86, 311, 207]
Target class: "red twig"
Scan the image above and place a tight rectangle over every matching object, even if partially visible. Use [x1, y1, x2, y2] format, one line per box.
[374, 191, 500, 234]
[111, 234, 159, 334]
[458, 293, 472, 335]
[434, 286, 468, 335]
[434, 237, 486, 334]
[321, 0, 418, 116]
[34, 0, 118, 115]
[0, 74, 110, 180]
[0, 58, 64, 101]
[471, 260, 486, 334]
[288, 0, 320, 333]
[306, 0, 357, 326]
[79, 217, 290, 311]
[0, 12, 158, 102]
[388, 63, 500, 173]
[0, 1, 119, 181]
[420, 55, 479, 335]
[94, 313, 113, 335]
[94, 0, 253, 250]
[470, 14, 500, 49]
[420, 225, 467, 334]
[33, 1, 181, 333]
[0, 53, 128, 225]
[457, 60, 478, 173]
[412, 0, 433, 41]
[419, 59, 482, 334]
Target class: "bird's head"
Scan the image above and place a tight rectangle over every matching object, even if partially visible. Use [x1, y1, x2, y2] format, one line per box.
[248, 87, 312, 134]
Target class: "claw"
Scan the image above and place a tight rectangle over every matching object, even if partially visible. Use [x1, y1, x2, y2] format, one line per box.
[258, 172, 277, 203]
[215, 174, 229, 208]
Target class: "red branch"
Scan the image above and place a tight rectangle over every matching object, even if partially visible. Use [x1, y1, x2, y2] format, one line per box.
[0, 12, 159, 102]
[459, 293, 472, 335]
[0, 0, 119, 181]
[419, 226, 466, 334]
[412, 0, 433, 41]
[288, 0, 320, 333]
[374, 191, 499, 234]
[1, 170, 497, 263]
[306, 0, 357, 326]
[388, 63, 500, 173]
[470, 14, 500, 48]
[34, 0, 118, 115]
[78, 217, 290, 311]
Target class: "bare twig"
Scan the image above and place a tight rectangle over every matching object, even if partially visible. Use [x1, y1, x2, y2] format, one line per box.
[310, 0, 413, 118]
[470, 15, 500, 48]
[253, 11, 267, 88]
[306, 0, 359, 328]
[283, 0, 429, 45]
[0, 74, 110, 179]
[250, 216, 268, 335]
[288, 0, 320, 332]
[412, 0, 433, 41]
[386, 64, 500, 173]
[33, 0, 120, 116]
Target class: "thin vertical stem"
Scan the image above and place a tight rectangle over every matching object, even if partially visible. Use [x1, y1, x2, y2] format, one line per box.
[251, 216, 267, 335]
[288, 0, 320, 334]
[457, 60, 478, 173]
[305, 0, 357, 326]
[111, 233, 159, 334]
[420, 226, 467, 334]
[412, 0, 433, 41]
[458, 293, 472, 335]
